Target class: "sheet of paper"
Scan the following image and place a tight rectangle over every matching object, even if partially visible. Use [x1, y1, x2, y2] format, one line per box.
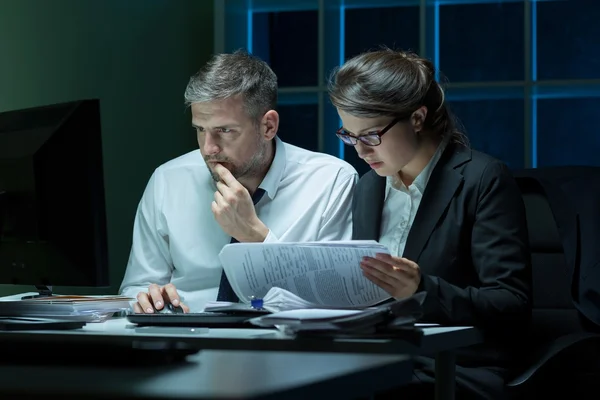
[218, 240, 392, 309]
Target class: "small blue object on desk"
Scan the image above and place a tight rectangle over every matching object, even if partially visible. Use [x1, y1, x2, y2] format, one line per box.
[250, 296, 264, 310]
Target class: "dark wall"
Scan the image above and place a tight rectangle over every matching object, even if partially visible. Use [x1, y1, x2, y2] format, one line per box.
[0, 0, 214, 296]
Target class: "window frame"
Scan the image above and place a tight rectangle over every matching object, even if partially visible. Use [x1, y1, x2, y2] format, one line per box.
[215, 0, 600, 168]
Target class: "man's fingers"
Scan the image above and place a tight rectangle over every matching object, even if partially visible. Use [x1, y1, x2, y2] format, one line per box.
[216, 181, 237, 205]
[148, 284, 165, 310]
[135, 292, 154, 313]
[132, 302, 144, 314]
[135, 284, 183, 314]
[213, 190, 228, 213]
[215, 180, 228, 194]
[162, 283, 181, 307]
[216, 181, 250, 207]
[181, 303, 190, 313]
[213, 163, 237, 186]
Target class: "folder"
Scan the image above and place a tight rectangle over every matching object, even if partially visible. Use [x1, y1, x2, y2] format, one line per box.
[248, 291, 426, 337]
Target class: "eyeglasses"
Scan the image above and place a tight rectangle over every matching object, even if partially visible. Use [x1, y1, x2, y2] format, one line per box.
[336, 117, 402, 146]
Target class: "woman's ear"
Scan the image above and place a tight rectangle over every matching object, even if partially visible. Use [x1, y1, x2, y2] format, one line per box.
[262, 110, 279, 140]
[411, 106, 428, 132]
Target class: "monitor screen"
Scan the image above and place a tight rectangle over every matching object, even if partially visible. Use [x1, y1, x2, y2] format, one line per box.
[0, 99, 109, 295]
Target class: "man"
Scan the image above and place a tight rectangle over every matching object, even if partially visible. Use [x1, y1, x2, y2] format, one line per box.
[119, 50, 358, 313]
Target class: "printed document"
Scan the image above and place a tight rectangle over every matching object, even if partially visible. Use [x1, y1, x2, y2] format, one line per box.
[217, 240, 392, 311]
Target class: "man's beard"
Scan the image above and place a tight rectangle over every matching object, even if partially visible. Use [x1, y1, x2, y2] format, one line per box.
[205, 140, 268, 183]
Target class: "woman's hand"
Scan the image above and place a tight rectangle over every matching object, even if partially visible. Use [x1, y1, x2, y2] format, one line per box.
[360, 253, 421, 299]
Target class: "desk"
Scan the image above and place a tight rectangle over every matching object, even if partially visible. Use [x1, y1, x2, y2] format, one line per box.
[0, 318, 482, 400]
[0, 349, 411, 400]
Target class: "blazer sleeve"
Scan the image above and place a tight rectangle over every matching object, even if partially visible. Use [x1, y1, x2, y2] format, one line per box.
[419, 161, 532, 333]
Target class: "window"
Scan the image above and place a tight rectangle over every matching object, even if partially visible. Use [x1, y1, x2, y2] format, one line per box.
[252, 10, 319, 87]
[216, 0, 600, 172]
[448, 91, 525, 169]
[438, 2, 524, 82]
[277, 93, 320, 152]
[535, 87, 600, 167]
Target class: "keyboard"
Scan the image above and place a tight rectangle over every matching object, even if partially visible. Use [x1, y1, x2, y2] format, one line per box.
[126, 312, 260, 328]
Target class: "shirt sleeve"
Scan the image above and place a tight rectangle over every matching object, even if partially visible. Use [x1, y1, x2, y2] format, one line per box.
[317, 169, 358, 241]
[119, 169, 173, 299]
[262, 168, 358, 243]
[263, 229, 279, 243]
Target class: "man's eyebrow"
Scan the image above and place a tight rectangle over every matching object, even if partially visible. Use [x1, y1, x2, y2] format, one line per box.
[191, 123, 241, 129]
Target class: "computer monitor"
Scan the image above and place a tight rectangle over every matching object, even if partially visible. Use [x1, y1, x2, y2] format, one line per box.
[0, 99, 109, 298]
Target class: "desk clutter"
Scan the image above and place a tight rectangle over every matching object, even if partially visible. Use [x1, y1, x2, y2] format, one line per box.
[0, 240, 423, 336]
[0, 293, 132, 323]
[248, 292, 425, 334]
[126, 240, 427, 335]
[127, 291, 427, 340]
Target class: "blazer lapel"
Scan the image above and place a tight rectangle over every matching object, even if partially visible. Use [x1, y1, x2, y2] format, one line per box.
[353, 171, 386, 240]
[403, 144, 470, 261]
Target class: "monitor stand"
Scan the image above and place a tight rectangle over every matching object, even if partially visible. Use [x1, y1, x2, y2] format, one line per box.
[21, 285, 54, 300]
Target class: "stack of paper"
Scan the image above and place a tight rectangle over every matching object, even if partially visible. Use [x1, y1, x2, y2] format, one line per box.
[0, 294, 133, 322]
[251, 308, 364, 324]
[248, 307, 389, 333]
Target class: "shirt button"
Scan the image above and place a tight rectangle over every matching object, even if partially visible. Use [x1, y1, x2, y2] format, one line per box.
[401, 220, 407, 227]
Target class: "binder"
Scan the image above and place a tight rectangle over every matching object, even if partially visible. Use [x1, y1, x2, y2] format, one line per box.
[248, 292, 426, 337]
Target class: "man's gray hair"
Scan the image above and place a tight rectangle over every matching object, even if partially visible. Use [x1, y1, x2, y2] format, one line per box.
[184, 50, 278, 121]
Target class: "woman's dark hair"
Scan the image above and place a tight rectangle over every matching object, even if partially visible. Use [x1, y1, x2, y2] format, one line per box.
[328, 47, 468, 146]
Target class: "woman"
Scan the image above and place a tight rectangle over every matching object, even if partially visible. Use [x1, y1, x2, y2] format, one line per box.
[329, 49, 531, 399]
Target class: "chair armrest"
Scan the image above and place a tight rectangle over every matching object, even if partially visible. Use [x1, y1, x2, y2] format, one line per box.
[507, 332, 600, 387]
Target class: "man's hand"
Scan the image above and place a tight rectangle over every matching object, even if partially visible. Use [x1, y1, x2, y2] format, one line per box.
[360, 253, 421, 299]
[133, 283, 190, 314]
[211, 163, 269, 242]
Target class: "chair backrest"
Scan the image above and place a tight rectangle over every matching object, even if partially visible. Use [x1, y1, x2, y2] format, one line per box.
[515, 176, 586, 339]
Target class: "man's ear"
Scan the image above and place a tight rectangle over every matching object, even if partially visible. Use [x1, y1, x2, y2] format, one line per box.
[411, 106, 428, 132]
[261, 110, 279, 140]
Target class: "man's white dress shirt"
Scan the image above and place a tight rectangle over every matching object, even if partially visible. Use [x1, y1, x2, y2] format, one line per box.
[119, 137, 358, 311]
[379, 139, 448, 258]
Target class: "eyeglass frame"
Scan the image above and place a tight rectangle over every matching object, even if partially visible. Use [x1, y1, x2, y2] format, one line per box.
[336, 116, 405, 147]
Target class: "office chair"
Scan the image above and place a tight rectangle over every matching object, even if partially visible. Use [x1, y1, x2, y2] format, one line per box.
[507, 169, 600, 397]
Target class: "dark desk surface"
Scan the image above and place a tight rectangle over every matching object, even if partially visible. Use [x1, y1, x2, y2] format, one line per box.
[0, 318, 482, 357]
[0, 318, 481, 400]
[0, 350, 412, 400]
